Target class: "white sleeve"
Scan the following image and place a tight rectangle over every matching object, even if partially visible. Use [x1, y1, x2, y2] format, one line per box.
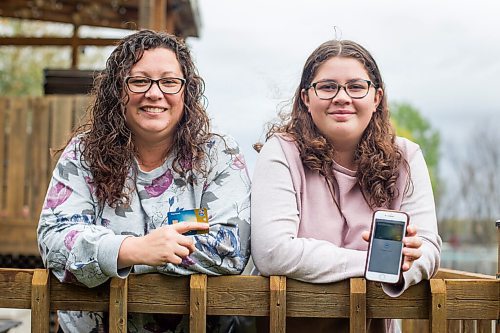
[251, 137, 366, 283]
[383, 148, 442, 296]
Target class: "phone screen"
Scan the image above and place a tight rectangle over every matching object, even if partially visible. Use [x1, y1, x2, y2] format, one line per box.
[367, 219, 406, 274]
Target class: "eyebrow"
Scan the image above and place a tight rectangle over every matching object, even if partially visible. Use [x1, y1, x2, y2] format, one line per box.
[129, 71, 182, 77]
[315, 78, 368, 83]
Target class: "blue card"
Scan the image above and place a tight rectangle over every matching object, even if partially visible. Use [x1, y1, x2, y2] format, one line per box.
[167, 208, 208, 235]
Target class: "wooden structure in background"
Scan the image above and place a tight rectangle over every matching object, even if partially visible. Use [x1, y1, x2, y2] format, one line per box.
[0, 0, 200, 67]
[0, 269, 498, 333]
[0, 95, 90, 255]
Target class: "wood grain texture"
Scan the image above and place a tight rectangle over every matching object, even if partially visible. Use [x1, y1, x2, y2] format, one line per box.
[270, 276, 286, 333]
[128, 274, 190, 314]
[207, 276, 269, 316]
[31, 269, 50, 333]
[349, 278, 366, 333]
[287, 278, 350, 318]
[109, 277, 128, 333]
[430, 279, 446, 333]
[446, 280, 499, 319]
[0, 268, 33, 308]
[190, 274, 207, 333]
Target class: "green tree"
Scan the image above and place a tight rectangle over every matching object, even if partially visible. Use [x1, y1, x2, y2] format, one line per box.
[0, 18, 107, 96]
[390, 102, 441, 201]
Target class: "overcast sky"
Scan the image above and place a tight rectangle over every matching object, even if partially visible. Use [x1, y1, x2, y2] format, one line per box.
[185, 0, 500, 179]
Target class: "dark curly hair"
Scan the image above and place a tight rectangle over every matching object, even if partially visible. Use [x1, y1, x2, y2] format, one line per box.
[258, 40, 410, 208]
[70, 30, 211, 208]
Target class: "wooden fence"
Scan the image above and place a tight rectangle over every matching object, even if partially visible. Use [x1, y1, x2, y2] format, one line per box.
[0, 268, 498, 333]
[0, 95, 90, 255]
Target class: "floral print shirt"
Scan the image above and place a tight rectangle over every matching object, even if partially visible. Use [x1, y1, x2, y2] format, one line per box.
[37, 134, 251, 333]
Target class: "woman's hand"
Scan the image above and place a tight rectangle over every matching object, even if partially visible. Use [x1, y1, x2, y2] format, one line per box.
[361, 225, 422, 272]
[118, 222, 209, 268]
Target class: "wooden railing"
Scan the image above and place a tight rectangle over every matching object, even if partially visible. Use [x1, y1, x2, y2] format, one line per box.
[0, 268, 498, 333]
[0, 95, 89, 255]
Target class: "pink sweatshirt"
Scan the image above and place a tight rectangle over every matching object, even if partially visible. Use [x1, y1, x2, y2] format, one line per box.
[251, 135, 441, 331]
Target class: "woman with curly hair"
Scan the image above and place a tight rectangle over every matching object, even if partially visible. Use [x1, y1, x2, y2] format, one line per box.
[251, 40, 441, 332]
[38, 30, 251, 332]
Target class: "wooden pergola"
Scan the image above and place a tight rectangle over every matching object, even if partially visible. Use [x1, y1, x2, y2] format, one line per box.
[0, 0, 201, 67]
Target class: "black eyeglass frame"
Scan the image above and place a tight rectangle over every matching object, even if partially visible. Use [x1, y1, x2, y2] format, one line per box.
[125, 76, 186, 95]
[306, 79, 377, 100]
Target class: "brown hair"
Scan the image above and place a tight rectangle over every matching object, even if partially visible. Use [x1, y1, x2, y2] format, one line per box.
[68, 30, 211, 208]
[259, 40, 410, 208]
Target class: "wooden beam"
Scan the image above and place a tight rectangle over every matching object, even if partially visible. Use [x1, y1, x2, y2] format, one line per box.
[71, 25, 80, 68]
[139, 0, 167, 31]
[429, 279, 446, 333]
[31, 269, 50, 333]
[350, 278, 366, 333]
[190, 274, 207, 333]
[269, 276, 286, 333]
[0, 37, 120, 46]
[109, 277, 128, 333]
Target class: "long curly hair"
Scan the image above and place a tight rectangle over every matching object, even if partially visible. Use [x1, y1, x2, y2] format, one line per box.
[70, 30, 210, 208]
[259, 40, 410, 208]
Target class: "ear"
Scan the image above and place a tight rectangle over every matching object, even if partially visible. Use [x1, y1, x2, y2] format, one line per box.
[373, 88, 383, 112]
[301, 88, 311, 112]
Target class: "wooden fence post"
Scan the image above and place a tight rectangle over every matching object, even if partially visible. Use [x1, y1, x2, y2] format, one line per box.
[429, 279, 446, 333]
[190, 274, 207, 333]
[349, 278, 366, 333]
[109, 277, 128, 333]
[31, 269, 50, 333]
[270, 275, 286, 333]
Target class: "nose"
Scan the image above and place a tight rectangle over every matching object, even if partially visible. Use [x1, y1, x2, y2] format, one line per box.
[332, 86, 351, 104]
[145, 81, 163, 100]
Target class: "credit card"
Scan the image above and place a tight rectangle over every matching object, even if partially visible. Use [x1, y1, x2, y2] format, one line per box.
[167, 208, 209, 235]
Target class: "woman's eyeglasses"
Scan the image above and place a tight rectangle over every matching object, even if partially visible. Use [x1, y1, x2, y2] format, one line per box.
[125, 76, 186, 95]
[306, 79, 376, 100]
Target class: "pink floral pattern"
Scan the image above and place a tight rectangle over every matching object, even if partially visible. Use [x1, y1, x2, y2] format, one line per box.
[144, 169, 173, 197]
[44, 181, 73, 209]
[64, 230, 80, 250]
[232, 154, 246, 170]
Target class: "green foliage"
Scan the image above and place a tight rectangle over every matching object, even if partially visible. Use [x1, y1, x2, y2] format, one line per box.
[0, 18, 108, 96]
[390, 102, 442, 200]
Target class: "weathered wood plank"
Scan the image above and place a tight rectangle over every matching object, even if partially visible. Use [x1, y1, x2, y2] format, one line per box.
[109, 277, 128, 333]
[436, 268, 495, 280]
[6, 98, 28, 216]
[430, 279, 447, 333]
[128, 274, 189, 314]
[287, 279, 350, 318]
[31, 97, 51, 220]
[447, 320, 461, 332]
[446, 280, 498, 319]
[0, 268, 33, 308]
[49, 95, 73, 170]
[350, 278, 366, 333]
[270, 276, 286, 333]
[31, 269, 50, 333]
[477, 319, 493, 333]
[0, 220, 39, 255]
[49, 274, 110, 311]
[190, 274, 207, 333]
[0, 97, 7, 213]
[462, 320, 475, 333]
[207, 276, 269, 316]
[366, 281, 430, 319]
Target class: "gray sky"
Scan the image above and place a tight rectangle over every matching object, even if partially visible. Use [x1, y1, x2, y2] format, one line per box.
[187, 0, 500, 178]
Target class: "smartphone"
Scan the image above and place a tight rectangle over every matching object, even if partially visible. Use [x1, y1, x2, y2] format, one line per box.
[365, 209, 409, 284]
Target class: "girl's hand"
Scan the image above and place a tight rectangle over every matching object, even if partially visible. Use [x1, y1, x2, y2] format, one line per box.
[362, 225, 422, 272]
[118, 222, 209, 268]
